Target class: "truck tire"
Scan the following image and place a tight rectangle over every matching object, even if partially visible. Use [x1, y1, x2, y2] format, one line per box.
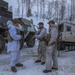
[59, 44, 65, 50]
[68, 46, 74, 51]
[74, 46, 75, 50]
[68, 46, 71, 51]
[0, 35, 5, 53]
[61, 44, 65, 50]
[26, 35, 35, 47]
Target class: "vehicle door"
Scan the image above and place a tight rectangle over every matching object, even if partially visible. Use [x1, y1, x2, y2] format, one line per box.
[64, 25, 72, 42]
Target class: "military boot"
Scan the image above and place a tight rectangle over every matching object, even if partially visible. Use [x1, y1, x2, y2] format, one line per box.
[52, 67, 58, 70]
[11, 66, 17, 72]
[43, 69, 52, 73]
[41, 62, 45, 65]
[16, 63, 23, 67]
[35, 60, 41, 63]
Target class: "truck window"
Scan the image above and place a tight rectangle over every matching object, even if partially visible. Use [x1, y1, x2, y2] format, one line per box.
[19, 20, 28, 34]
[66, 26, 71, 31]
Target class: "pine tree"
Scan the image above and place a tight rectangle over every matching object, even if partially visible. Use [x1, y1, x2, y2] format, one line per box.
[27, 0, 32, 17]
[71, 0, 75, 21]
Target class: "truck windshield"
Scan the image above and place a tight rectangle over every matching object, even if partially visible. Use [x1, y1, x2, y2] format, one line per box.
[19, 19, 28, 34]
[58, 24, 64, 32]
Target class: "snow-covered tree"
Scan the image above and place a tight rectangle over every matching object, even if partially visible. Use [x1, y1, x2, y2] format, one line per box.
[60, 0, 66, 20]
[71, 0, 75, 21]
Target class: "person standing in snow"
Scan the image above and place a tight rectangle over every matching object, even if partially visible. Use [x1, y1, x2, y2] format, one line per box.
[32, 22, 47, 65]
[7, 19, 23, 72]
[43, 20, 58, 73]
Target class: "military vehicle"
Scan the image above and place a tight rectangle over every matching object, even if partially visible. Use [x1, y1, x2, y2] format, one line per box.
[0, 0, 12, 53]
[58, 22, 75, 50]
[18, 18, 35, 47]
[0, 0, 35, 53]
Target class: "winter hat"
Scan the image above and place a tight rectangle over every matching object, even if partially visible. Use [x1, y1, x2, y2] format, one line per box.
[38, 22, 44, 25]
[13, 18, 19, 24]
[48, 20, 55, 24]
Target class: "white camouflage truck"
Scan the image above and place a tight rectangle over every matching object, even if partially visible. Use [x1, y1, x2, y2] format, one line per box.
[58, 22, 75, 50]
[18, 18, 35, 48]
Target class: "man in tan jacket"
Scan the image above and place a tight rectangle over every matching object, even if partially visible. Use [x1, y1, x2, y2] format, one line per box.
[43, 20, 58, 73]
[34, 22, 47, 65]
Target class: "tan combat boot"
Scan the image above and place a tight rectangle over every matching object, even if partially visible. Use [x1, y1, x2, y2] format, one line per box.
[16, 63, 23, 67]
[11, 66, 17, 72]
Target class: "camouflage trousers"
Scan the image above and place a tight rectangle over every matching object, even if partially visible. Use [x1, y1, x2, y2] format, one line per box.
[46, 44, 58, 70]
[10, 51, 20, 67]
[37, 41, 46, 62]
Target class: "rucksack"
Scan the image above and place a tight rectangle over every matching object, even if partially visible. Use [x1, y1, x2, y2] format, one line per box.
[45, 34, 51, 46]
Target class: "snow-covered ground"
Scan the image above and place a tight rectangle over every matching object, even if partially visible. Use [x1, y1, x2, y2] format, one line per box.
[0, 41, 75, 75]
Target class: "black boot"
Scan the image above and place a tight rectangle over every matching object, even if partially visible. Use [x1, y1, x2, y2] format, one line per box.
[52, 67, 58, 70]
[43, 69, 52, 73]
[35, 60, 41, 63]
[16, 63, 23, 67]
[41, 62, 45, 65]
[11, 66, 17, 72]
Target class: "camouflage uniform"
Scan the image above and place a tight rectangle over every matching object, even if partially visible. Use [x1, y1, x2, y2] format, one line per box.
[46, 26, 58, 70]
[35, 28, 47, 63]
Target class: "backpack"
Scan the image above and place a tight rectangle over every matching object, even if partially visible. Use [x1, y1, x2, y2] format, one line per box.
[7, 30, 13, 42]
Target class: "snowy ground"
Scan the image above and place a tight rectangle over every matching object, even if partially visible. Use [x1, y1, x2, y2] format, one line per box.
[0, 41, 75, 75]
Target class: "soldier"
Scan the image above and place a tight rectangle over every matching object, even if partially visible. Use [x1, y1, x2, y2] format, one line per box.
[7, 19, 23, 72]
[43, 20, 58, 73]
[33, 22, 47, 65]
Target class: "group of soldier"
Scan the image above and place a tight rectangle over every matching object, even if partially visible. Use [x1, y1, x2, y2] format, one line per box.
[7, 18, 58, 73]
[34, 20, 58, 73]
